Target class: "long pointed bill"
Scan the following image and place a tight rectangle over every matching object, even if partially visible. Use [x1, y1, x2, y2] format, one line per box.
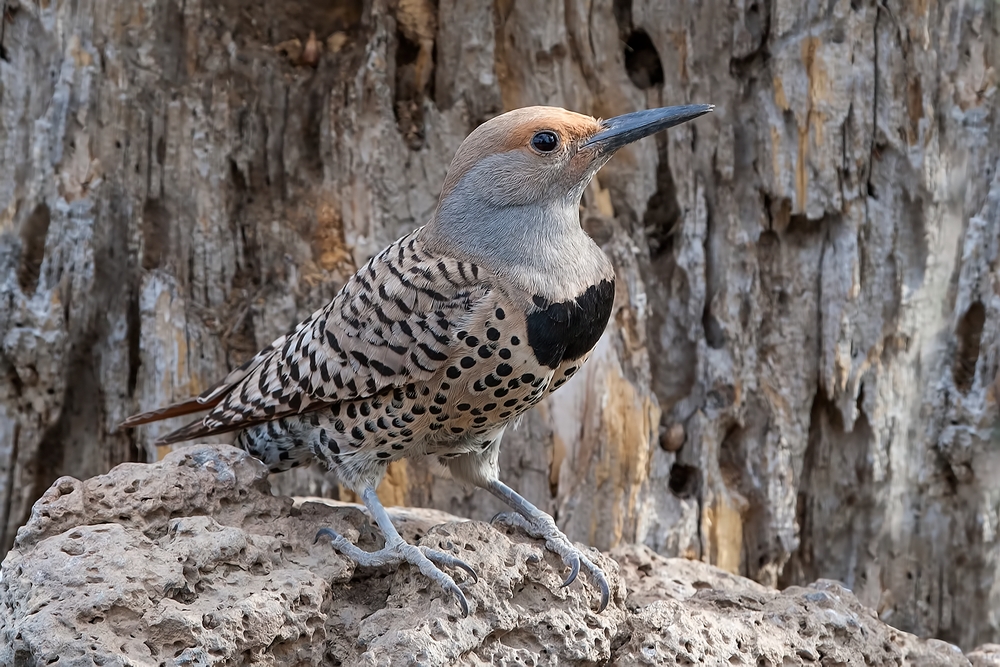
[582, 104, 714, 153]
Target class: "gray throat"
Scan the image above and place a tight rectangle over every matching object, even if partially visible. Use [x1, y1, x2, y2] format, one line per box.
[424, 195, 613, 302]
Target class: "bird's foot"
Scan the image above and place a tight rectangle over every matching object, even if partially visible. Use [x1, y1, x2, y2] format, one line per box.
[316, 527, 477, 617]
[491, 511, 611, 612]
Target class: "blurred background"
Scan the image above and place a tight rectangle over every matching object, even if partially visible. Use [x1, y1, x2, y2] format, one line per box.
[1, 0, 998, 649]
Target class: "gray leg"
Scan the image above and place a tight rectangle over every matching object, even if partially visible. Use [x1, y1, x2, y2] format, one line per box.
[486, 479, 611, 613]
[315, 486, 477, 617]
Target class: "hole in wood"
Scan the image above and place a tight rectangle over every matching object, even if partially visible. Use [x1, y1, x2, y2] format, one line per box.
[952, 301, 985, 394]
[141, 199, 171, 271]
[624, 30, 664, 90]
[393, 2, 436, 151]
[17, 202, 51, 295]
[703, 306, 725, 350]
[668, 463, 701, 498]
[643, 138, 680, 258]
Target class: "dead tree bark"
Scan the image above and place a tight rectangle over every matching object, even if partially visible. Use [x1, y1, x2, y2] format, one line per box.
[1, 0, 997, 649]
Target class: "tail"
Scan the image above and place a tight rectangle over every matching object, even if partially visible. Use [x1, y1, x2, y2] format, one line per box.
[117, 350, 268, 431]
[118, 395, 223, 429]
[119, 394, 242, 446]
[117, 331, 292, 444]
[152, 415, 246, 445]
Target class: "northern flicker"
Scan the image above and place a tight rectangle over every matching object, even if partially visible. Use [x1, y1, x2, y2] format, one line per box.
[121, 103, 713, 616]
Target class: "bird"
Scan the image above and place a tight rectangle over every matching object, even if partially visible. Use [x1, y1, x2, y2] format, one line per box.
[120, 102, 714, 617]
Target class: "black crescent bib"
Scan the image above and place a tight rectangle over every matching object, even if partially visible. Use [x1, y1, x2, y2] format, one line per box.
[525, 279, 615, 369]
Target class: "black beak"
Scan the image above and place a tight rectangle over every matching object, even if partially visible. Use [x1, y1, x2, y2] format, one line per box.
[582, 104, 714, 153]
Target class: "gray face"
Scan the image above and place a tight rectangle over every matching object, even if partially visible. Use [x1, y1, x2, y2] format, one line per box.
[450, 146, 603, 209]
[433, 106, 609, 212]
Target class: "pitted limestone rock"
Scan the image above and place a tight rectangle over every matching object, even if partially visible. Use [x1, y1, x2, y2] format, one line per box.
[0, 445, 979, 666]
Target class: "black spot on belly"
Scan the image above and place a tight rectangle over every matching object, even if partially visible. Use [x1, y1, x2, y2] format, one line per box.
[526, 279, 615, 369]
[319, 429, 341, 454]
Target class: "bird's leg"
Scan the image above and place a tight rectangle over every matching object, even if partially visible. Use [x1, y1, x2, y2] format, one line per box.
[486, 479, 611, 612]
[315, 485, 478, 617]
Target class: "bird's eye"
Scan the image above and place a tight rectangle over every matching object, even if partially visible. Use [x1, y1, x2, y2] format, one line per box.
[531, 131, 559, 153]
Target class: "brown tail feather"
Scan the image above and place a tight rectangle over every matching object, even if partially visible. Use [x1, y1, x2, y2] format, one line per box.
[154, 417, 246, 445]
[118, 394, 224, 429]
[155, 400, 334, 445]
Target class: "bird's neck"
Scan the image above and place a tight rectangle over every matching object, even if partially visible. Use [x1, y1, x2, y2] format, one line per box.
[424, 195, 614, 302]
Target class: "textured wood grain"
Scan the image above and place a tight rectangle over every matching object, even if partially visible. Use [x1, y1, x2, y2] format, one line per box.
[0, 0, 997, 649]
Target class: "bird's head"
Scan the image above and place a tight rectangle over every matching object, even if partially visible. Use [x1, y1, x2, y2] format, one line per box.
[427, 104, 712, 272]
[436, 104, 713, 211]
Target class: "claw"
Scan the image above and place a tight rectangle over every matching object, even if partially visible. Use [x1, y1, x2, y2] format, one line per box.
[314, 527, 341, 544]
[442, 580, 471, 618]
[490, 511, 516, 525]
[561, 552, 580, 587]
[421, 547, 480, 583]
[596, 573, 610, 613]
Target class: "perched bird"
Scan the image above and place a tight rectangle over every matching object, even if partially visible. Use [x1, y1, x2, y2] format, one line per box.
[121, 103, 713, 616]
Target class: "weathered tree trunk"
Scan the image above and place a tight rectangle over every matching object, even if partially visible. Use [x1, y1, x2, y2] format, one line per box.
[1, 0, 997, 649]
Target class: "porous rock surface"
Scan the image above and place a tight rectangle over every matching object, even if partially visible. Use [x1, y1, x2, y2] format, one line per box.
[0, 445, 976, 666]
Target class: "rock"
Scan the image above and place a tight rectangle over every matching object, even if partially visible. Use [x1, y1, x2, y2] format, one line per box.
[613, 546, 970, 666]
[0, 445, 973, 666]
[969, 645, 1000, 667]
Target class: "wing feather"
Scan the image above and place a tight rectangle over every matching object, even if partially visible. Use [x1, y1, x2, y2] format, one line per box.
[120, 228, 493, 445]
